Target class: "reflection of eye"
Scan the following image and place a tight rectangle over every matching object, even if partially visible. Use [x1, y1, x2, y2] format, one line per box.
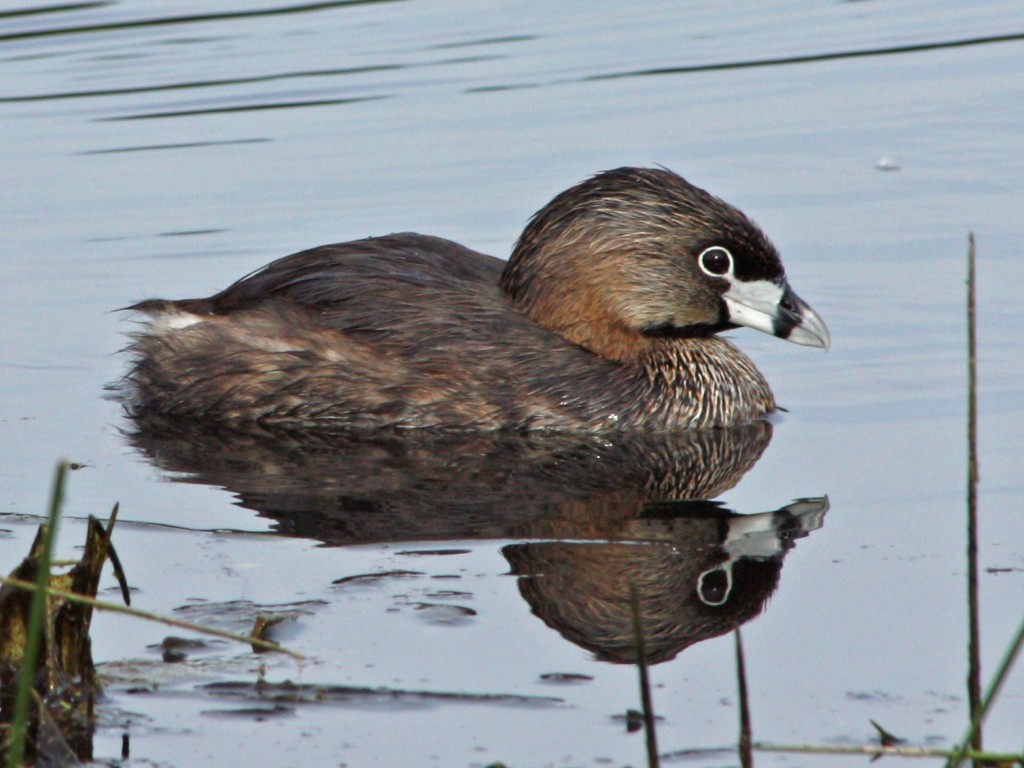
[698, 566, 731, 606]
[699, 246, 733, 277]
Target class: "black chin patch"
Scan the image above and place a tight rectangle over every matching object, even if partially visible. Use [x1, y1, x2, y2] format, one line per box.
[641, 321, 728, 339]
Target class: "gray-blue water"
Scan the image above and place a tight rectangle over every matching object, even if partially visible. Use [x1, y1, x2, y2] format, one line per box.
[2, 2, 1022, 766]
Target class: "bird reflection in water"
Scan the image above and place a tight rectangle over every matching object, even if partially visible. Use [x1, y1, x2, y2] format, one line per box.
[127, 414, 826, 664]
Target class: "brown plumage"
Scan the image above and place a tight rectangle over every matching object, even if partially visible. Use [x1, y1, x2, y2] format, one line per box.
[125, 167, 829, 432]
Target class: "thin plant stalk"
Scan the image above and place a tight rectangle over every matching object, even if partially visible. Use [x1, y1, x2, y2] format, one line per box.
[757, 742, 1022, 762]
[0, 575, 304, 661]
[734, 629, 752, 768]
[964, 231, 983, 753]
[5, 461, 66, 768]
[629, 583, 659, 768]
[946, 233, 1024, 768]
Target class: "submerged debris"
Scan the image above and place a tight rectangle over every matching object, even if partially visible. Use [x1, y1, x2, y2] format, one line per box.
[0, 512, 128, 764]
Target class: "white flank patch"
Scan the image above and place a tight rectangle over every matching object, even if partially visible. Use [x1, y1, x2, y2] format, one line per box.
[148, 308, 207, 333]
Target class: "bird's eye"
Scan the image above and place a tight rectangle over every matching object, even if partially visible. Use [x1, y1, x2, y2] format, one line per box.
[698, 246, 734, 277]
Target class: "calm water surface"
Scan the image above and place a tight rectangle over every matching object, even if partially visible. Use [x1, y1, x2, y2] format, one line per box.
[2, 1, 1023, 766]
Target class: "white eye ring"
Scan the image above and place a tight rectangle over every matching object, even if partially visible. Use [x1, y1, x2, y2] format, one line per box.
[698, 246, 734, 277]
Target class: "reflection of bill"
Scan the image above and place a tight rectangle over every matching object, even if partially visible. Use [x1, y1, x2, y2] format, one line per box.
[697, 498, 827, 606]
[505, 498, 828, 665]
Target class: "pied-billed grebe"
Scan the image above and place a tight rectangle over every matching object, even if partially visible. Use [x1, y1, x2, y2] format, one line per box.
[126, 167, 829, 432]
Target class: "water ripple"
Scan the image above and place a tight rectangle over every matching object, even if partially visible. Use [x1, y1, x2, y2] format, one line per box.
[585, 30, 1024, 80]
[0, 0, 406, 42]
[100, 93, 388, 121]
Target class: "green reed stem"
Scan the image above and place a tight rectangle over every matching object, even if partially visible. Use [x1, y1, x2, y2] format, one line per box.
[5, 461, 66, 768]
[947, 613, 1024, 768]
